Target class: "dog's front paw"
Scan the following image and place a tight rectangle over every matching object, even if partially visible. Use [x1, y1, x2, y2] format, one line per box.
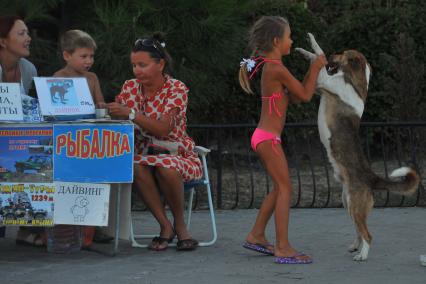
[295, 47, 316, 62]
[307, 33, 325, 56]
[296, 33, 325, 62]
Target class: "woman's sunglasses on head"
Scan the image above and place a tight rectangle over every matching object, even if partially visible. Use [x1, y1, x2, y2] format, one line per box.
[134, 38, 165, 57]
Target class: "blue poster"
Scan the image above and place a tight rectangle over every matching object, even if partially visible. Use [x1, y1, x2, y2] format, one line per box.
[0, 125, 53, 182]
[53, 123, 134, 183]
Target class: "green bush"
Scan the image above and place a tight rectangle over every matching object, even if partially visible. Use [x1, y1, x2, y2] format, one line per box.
[1, 0, 425, 123]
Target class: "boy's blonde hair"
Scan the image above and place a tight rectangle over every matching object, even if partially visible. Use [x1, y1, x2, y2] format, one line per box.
[239, 16, 289, 94]
[60, 29, 97, 53]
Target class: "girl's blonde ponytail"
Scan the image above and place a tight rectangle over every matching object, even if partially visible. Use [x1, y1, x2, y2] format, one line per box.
[239, 63, 253, 94]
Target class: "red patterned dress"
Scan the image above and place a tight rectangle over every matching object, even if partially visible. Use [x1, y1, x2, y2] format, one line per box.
[116, 75, 202, 182]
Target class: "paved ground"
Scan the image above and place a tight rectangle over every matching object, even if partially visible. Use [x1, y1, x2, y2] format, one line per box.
[1, 208, 425, 284]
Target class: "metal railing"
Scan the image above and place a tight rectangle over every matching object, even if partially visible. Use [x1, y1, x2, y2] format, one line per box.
[187, 122, 426, 209]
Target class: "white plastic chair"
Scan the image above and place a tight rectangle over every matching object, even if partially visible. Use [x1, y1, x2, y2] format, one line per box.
[129, 146, 217, 247]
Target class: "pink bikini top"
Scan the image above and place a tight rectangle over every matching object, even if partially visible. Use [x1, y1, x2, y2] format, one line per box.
[262, 92, 286, 117]
[249, 57, 288, 117]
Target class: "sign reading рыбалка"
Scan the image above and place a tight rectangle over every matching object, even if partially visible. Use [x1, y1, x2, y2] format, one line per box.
[53, 123, 134, 183]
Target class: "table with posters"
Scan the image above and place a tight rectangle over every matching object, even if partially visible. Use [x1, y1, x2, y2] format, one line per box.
[0, 120, 134, 255]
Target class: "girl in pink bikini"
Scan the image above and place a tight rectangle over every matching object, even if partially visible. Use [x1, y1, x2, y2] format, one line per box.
[239, 16, 327, 264]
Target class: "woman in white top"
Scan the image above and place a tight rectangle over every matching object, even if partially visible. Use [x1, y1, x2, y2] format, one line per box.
[0, 15, 42, 246]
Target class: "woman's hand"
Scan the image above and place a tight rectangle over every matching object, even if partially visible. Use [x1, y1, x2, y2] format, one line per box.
[106, 102, 130, 119]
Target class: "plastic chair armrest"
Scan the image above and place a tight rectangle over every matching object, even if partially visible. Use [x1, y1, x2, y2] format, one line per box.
[194, 145, 210, 155]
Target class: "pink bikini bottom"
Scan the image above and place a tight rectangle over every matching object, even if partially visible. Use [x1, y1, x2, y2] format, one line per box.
[251, 128, 282, 152]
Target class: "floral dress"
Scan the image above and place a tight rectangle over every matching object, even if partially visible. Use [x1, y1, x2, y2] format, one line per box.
[116, 75, 202, 182]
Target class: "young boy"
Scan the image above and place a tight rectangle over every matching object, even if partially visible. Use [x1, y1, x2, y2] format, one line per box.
[53, 29, 112, 247]
[54, 29, 105, 107]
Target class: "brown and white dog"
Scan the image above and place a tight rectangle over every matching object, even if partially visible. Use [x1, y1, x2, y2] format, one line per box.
[296, 34, 420, 261]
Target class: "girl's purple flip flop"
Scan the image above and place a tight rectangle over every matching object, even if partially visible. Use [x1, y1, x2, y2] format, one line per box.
[274, 252, 313, 264]
[242, 241, 274, 256]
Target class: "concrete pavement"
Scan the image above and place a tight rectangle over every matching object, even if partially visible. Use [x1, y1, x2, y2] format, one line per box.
[1, 208, 425, 284]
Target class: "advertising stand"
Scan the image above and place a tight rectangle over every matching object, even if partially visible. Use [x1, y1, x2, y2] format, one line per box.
[0, 121, 134, 255]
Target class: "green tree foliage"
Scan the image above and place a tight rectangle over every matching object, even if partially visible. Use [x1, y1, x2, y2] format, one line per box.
[380, 33, 425, 121]
[1, 0, 425, 123]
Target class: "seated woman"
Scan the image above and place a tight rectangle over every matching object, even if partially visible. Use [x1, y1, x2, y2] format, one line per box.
[0, 15, 37, 93]
[0, 15, 42, 245]
[107, 33, 202, 251]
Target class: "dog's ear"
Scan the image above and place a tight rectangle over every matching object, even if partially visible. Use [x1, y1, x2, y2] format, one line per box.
[343, 53, 368, 101]
[348, 57, 362, 71]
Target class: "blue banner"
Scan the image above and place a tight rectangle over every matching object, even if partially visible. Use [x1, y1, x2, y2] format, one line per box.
[53, 123, 134, 183]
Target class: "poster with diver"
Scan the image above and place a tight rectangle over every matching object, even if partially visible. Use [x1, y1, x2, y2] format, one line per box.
[0, 183, 54, 226]
[33, 77, 95, 120]
[53, 182, 110, 226]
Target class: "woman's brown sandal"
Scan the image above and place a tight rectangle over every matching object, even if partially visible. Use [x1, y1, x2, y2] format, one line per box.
[148, 234, 175, 251]
[176, 238, 198, 251]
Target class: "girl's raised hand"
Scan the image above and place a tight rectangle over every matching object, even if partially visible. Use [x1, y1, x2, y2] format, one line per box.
[313, 54, 328, 70]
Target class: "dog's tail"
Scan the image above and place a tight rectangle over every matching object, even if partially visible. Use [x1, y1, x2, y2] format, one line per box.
[373, 167, 420, 195]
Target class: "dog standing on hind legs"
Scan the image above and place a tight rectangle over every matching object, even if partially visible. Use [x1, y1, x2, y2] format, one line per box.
[296, 34, 420, 261]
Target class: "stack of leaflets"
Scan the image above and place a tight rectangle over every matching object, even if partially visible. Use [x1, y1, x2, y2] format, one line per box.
[0, 81, 63, 123]
[21, 93, 43, 122]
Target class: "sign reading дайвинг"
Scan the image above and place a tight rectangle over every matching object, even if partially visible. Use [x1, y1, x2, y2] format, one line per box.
[54, 182, 110, 226]
[0, 83, 24, 121]
[53, 123, 134, 183]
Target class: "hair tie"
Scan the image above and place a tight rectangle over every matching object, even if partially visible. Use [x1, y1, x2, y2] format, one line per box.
[240, 57, 269, 79]
[240, 57, 256, 72]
